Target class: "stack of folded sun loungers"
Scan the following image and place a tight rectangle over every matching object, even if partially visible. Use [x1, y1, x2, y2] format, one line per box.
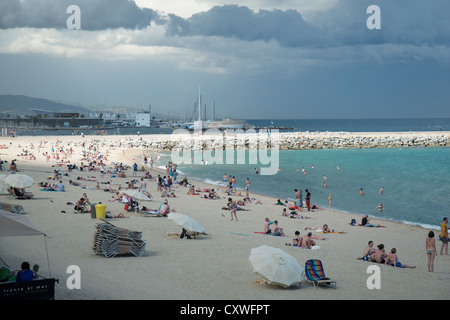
[92, 219, 146, 258]
[0, 202, 24, 214]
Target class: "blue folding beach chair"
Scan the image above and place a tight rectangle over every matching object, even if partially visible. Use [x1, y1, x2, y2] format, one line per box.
[303, 259, 336, 288]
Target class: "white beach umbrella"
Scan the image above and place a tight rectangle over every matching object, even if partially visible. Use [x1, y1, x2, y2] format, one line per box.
[124, 189, 151, 201]
[4, 174, 34, 189]
[168, 212, 206, 233]
[248, 245, 303, 288]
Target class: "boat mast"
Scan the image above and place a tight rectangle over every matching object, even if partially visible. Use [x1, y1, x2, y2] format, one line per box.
[198, 84, 202, 122]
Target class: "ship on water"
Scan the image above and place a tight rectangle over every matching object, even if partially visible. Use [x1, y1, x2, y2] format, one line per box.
[182, 86, 252, 130]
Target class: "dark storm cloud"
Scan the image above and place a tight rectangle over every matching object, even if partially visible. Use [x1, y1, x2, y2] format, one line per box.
[165, 0, 450, 48]
[166, 5, 324, 47]
[0, 0, 163, 30]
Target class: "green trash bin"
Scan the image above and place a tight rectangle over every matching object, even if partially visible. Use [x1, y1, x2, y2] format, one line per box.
[91, 203, 97, 219]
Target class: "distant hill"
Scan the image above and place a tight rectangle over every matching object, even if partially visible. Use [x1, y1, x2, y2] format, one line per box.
[0, 94, 92, 116]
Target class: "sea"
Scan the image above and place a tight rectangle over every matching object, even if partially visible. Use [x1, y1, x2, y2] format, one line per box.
[12, 117, 450, 229]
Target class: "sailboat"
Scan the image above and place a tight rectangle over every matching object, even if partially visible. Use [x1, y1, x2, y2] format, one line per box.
[184, 86, 250, 130]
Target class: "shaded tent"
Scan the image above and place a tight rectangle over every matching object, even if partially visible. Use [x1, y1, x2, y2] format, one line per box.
[0, 210, 58, 300]
[0, 210, 44, 237]
[0, 209, 51, 277]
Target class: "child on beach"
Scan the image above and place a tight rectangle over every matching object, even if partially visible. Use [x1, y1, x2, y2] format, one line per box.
[227, 198, 238, 221]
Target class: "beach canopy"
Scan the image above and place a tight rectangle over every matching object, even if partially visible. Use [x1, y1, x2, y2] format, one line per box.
[4, 174, 34, 189]
[124, 189, 151, 201]
[248, 245, 303, 288]
[168, 212, 206, 233]
[0, 209, 45, 237]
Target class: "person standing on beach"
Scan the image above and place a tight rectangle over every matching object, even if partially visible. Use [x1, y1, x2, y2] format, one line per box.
[305, 189, 311, 211]
[328, 194, 332, 210]
[133, 163, 138, 176]
[231, 176, 236, 192]
[245, 178, 250, 192]
[295, 189, 300, 209]
[227, 198, 238, 222]
[426, 231, 437, 272]
[440, 217, 448, 255]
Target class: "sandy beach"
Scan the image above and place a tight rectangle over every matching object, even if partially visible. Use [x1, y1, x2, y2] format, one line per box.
[0, 133, 449, 301]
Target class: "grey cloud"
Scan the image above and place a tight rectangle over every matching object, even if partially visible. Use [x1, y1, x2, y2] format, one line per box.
[166, 5, 324, 47]
[166, 0, 450, 49]
[0, 0, 163, 30]
[311, 0, 450, 46]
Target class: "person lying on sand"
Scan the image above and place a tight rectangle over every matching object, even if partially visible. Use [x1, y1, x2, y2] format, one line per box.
[288, 210, 312, 219]
[105, 212, 128, 219]
[244, 192, 262, 204]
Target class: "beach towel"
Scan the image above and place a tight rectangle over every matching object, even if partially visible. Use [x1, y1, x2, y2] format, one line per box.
[318, 231, 347, 234]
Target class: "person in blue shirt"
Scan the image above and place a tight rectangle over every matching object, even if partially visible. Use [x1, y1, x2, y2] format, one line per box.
[133, 163, 138, 176]
[16, 262, 34, 282]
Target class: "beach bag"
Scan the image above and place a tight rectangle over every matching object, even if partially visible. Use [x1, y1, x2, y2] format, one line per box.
[124, 204, 129, 211]
[350, 218, 357, 226]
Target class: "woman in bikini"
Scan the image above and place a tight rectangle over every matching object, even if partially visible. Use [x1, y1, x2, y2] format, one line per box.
[292, 231, 302, 247]
[426, 231, 437, 272]
[384, 248, 415, 269]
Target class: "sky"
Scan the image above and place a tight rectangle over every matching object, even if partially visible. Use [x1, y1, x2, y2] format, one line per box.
[0, 0, 449, 119]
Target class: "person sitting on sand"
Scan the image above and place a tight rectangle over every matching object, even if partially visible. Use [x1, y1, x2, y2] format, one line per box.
[362, 241, 377, 260]
[74, 198, 87, 213]
[270, 220, 285, 236]
[292, 231, 303, 247]
[373, 244, 388, 263]
[159, 199, 171, 216]
[187, 185, 200, 195]
[301, 232, 315, 248]
[362, 214, 379, 227]
[56, 180, 65, 192]
[384, 248, 415, 268]
[264, 217, 272, 234]
[82, 193, 91, 206]
[9, 161, 17, 173]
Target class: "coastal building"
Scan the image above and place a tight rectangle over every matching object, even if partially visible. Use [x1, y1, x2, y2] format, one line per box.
[136, 113, 150, 127]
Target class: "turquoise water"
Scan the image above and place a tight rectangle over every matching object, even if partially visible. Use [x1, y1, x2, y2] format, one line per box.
[160, 147, 450, 230]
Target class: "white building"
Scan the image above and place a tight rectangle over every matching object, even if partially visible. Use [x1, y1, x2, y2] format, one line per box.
[136, 113, 150, 127]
